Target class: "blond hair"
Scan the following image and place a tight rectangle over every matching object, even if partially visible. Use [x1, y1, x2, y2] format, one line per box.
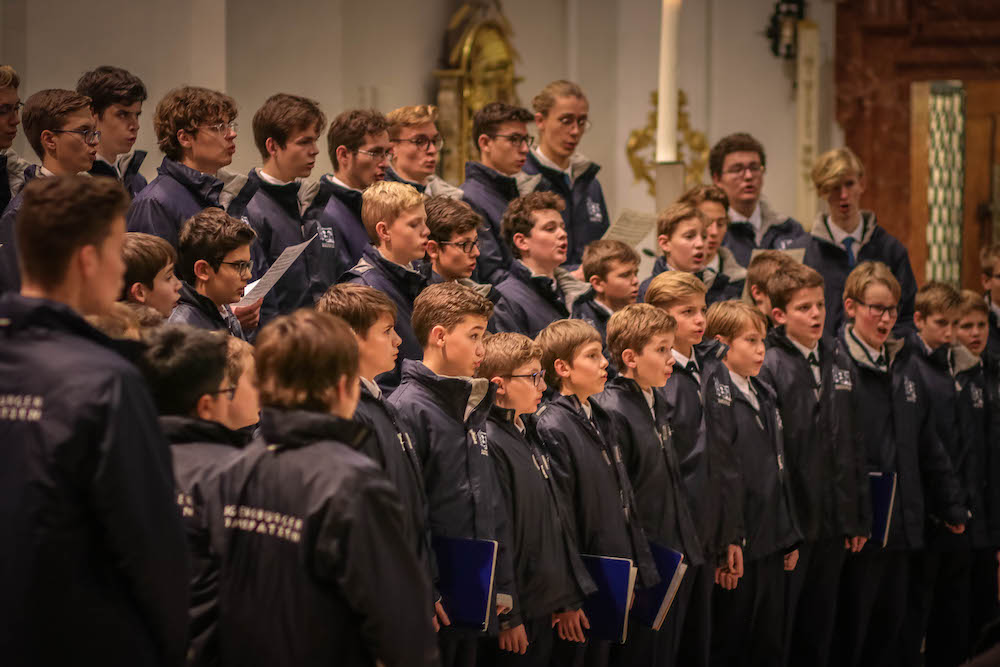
[812, 147, 866, 196]
[412, 282, 494, 348]
[0, 65, 20, 90]
[607, 304, 676, 368]
[843, 261, 902, 304]
[644, 271, 707, 309]
[536, 319, 602, 390]
[531, 80, 586, 116]
[478, 332, 542, 381]
[915, 281, 962, 317]
[958, 289, 989, 319]
[224, 336, 255, 388]
[705, 300, 768, 340]
[316, 283, 397, 335]
[361, 180, 425, 246]
[386, 105, 438, 140]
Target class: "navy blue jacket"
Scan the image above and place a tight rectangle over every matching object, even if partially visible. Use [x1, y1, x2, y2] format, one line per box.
[523, 150, 609, 267]
[637, 252, 745, 306]
[343, 246, 428, 394]
[0, 149, 34, 214]
[492, 260, 588, 339]
[89, 150, 148, 199]
[0, 165, 41, 294]
[160, 415, 247, 667]
[244, 171, 341, 321]
[701, 356, 802, 560]
[487, 406, 597, 626]
[168, 281, 246, 340]
[792, 212, 917, 338]
[570, 287, 618, 377]
[988, 298, 1000, 359]
[760, 328, 869, 542]
[205, 407, 439, 667]
[459, 162, 541, 285]
[126, 158, 258, 248]
[595, 377, 704, 566]
[0, 295, 189, 667]
[535, 393, 659, 588]
[308, 175, 369, 274]
[387, 361, 514, 633]
[721, 200, 805, 267]
[837, 326, 968, 550]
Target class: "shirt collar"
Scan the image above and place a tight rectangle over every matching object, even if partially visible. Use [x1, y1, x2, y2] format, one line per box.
[258, 169, 291, 186]
[728, 203, 762, 231]
[787, 335, 819, 361]
[853, 329, 885, 362]
[826, 214, 865, 246]
[360, 376, 382, 400]
[672, 348, 696, 370]
[577, 396, 593, 419]
[705, 253, 721, 274]
[38, 166, 55, 178]
[591, 298, 614, 317]
[729, 371, 754, 398]
[641, 386, 655, 413]
[331, 175, 360, 192]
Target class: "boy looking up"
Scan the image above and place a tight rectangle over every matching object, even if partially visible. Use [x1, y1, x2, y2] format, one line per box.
[637, 202, 707, 302]
[121, 232, 182, 317]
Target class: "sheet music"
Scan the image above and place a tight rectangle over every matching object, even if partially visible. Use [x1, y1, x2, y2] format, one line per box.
[602, 209, 658, 249]
[235, 234, 316, 308]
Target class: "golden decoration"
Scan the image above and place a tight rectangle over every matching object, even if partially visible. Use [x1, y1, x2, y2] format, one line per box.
[625, 90, 709, 197]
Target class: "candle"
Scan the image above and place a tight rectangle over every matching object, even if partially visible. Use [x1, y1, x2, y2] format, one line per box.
[656, 0, 681, 163]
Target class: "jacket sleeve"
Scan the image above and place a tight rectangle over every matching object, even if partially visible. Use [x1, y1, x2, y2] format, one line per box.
[127, 196, 179, 248]
[0, 208, 20, 294]
[536, 419, 581, 550]
[489, 446, 523, 629]
[91, 373, 190, 667]
[490, 295, 526, 335]
[891, 244, 918, 337]
[918, 406, 969, 526]
[314, 473, 440, 667]
[465, 200, 510, 286]
[702, 378, 744, 561]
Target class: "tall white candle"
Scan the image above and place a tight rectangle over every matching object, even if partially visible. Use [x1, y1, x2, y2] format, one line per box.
[656, 0, 681, 163]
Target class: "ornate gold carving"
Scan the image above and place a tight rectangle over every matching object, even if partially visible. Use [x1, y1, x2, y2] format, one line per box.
[625, 90, 709, 197]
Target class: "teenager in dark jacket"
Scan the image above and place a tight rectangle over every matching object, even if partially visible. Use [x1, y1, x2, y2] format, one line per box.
[460, 102, 541, 284]
[0, 65, 31, 213]
[385, 105, 465, 199]
[709, 133, 804, 267]
[477, 333, 597, 665]
[525, 81, 610, 268]
[534, 319, 658, 667]
[832, 262, 968, 667]
[791, 147, 917, 337]
[168, 208, 258, 340]
[387, 283, 512, 667]
[0, 89, 97, 294]
[0, 176, 188, 667]
[758, 264, 869, 667]
[597, 305, 705, 666]
[680, 184, 747, 306]
[343, 180, 429, 394]
[76, 66, 149, 198]
[206, 310, 439, 667]
[702, 300, 801, 667]
[309, 109, 392, 272]
[493, 192, 588, 338]
[637, 201, 707, 303]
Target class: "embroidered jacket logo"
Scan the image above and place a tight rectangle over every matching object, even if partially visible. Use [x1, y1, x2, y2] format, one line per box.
[318, 226, 336, 249]
[903, 377, 918, 403]
[833, 367, 853, 391]
[714, 380, 732, 406]
[586, 198, 603, 223]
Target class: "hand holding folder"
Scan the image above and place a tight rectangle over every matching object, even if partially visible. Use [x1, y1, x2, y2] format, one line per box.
[869, 471, 898, 548]
[579, 555, 636, 644]
[431, 536, 498, 632]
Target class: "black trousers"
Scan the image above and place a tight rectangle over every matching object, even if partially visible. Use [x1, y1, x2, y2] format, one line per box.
[677, 564, 713, 667]
[783, 538, 846, 667]
[902, 543, 973, 667]
[833, 545, 910, 667]
[478, 615, 555, 667]
[970, 547, 1000, 655]
[710, 552, 785, 667]
[440, 627, 479, 667]
[606, 568, 697, 667]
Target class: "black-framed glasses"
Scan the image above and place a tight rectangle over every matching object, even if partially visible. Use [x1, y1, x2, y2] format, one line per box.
[207, 385, 237, 400]
[393, 135, 444, 152]
[722, 163, 764, 177]
[856, 300, 898, 320]
[220, 260, 253, 276]
[438, 238, 479, 254]
[508, 371, 545, 389]
[0, 101, 23, 117]
[201, 120, 238, 134]
[51, 128, 101, 145]
[556, 115, 591, 131]
[355, 147, 394, 162]
[492, 133, 534, 148]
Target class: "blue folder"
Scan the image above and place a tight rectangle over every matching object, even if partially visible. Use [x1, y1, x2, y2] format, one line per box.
[431, 535, 498, 631]
[869, 471, 897, 547]
[633, 543, 687, 630]
[580, 554, 636, 644]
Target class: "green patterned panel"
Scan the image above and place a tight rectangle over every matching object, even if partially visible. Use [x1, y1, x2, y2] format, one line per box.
[926, 82, 965, 285]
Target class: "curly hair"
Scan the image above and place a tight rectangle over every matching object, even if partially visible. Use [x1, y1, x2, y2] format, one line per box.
[501, 191, 566, 258]
[326, 108, 389, 170]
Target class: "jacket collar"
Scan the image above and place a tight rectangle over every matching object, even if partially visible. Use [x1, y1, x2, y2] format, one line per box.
[359, 245, 427, 297]
[159, 157, 224, 206]
[158, 414, 249, 447]
[177, 281, 226, 323]
[716, 245, 747, 281]
[810, 210, 878, 250]
[951, 342, 982, 376]
[841, 323, 904, 370]
[464, 161, 542, 198]
[574, 287, 612, 321]
[766, 325, 830, 360]
[249, 168, 304, 216]
[509, 260, 589, 310]
[258, 406, 370, 450]
[907, 330, 951, 371]
[400, 359, 496, 425]
[2, 148, 33, 196]
[529, 148, 599, 183]
[317, 174, 363, 214]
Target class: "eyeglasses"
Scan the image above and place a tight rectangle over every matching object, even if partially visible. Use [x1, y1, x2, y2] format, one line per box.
[393, 135, 444, 152]
[0, 101, 23, 117]
[508, 371, 545, 389]
[856, 301, 898, 320]
[207, 385, 237, 400]
[556, 115, 591, 131]
[438, 238, 479, 254]
[220, 260, 253, 276]
[50, 128, 102, 145]
[201, 120, 238, 134]
[722, 163, 764, 177]
[492, 133, 534, 148]
[355, 147, 394, 162]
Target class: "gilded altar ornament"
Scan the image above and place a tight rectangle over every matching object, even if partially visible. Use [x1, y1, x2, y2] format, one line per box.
[626, 90, 709, 197]
[434, 1, 521, 185]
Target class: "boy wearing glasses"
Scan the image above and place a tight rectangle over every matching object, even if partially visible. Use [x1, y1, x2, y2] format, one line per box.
[461, 102, 540, 285]
[386, 104, 463, 198]
[709, 132, 804, 267]
[0, 65, 32, 214]
[311, 108, 392, 273]
[169, 207, 257, 340]
[525, 81, 609, 271]
[0, 88, 98, 294]
[76, 66, 149, 198]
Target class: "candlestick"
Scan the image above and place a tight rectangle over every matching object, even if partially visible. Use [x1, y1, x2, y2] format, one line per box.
[656, 0, 681, 163]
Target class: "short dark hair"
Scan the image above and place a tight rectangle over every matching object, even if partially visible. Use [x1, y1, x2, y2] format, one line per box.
[581, 239, 639, 282]
[17, 176, 128, 289]
[154, 86, 237, 160]
[22, 89, 93, 160]
[472, 102, 533, 148]
[425, 196, 482, 243]
[326, 109, 388, 172]
[121, 232, 177, 299]
[709, 132, 767, 179]
[75, 66, 148, 116]
[501, 192, 566, 259]
[177, 208, 257, 284]
[678, 183, 730, 211]
[139, 324, 229, 416]
[412, 282, 494, 347]
[252, 93, 327, 161]
[316, 283, 397, 335]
